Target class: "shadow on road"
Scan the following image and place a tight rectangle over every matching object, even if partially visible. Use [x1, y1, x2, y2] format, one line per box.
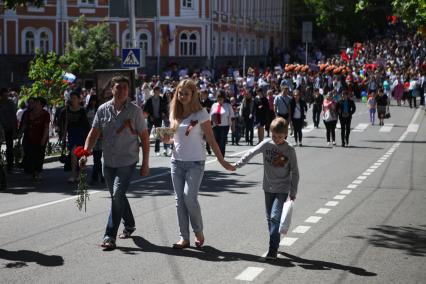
[0, 249, 64, 268]
[349, 225, 426, 257]
[116, 236, 376, 276]
[280, 252, 377, 276]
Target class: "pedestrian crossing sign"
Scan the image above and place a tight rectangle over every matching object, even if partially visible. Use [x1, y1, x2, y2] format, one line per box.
[122, 48, 141, 68]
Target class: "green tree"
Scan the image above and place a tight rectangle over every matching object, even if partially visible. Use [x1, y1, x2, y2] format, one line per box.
[3, 0, 44, 9]
[60, 16, 118, 78]
[390, 0, 426, 28]
[21, 51, 68, 106]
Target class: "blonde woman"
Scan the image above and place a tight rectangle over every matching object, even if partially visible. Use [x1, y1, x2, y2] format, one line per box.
[163, 79, 235, 249]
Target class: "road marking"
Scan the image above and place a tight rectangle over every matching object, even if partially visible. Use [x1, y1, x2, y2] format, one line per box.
[292, 225, 311, 234]
[305, 216, 322, 223]
[235, 267, 264, 281]
[334, 195, 346, 200]
[379, 123, 394, 132]
[366, 168, 375, 173]
[340, 190, 352, 194]
[302, 124, 314, 133]
[370, 165, 379, 169]
[353, 123, 369, 132]
[316, 208, 331, 214]
[0, 149, 254, 220]
[362, 172, 372, 176]
[407, 123, 419, 133]
[280, 237, 298, 246]
[357, 175, 367, 180]
[347, 184, 358, 189]
[0, 191, 101, 219]
[326, 201, 339, 206]
[352, 179, 363, 184]
[374, 162, 382, 166]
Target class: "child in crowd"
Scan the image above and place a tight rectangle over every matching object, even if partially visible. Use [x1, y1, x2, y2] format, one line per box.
[233, 117, 299, 260]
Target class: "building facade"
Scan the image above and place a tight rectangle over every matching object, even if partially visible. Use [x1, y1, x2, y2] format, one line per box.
[0, 0, 287, 84]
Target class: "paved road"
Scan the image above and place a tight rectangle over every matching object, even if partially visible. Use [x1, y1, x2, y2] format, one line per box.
[1, 102, 425, 283]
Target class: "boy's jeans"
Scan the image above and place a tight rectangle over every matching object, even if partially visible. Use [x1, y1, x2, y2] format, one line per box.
[264, 191, 289, 252]
[171, 160, 205, 241]
[103, 163, 136, 240]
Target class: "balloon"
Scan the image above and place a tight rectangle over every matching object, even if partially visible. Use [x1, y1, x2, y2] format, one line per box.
[362, 96, 367, 103]
[361, 91, 367, 97]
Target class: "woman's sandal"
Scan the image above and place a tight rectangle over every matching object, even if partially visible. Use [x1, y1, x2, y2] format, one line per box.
[172, 240, 190, 249]
[118, 228, 135, 239]
[195, 232, 205, 248]
[101, 237, 116, 250]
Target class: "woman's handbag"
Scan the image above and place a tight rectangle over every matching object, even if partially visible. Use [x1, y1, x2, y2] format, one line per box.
[279, 199, 294, 235]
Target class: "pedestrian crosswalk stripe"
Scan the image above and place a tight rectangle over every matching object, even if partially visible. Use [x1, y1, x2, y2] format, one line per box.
[379, 123, 394, 132]
[316, 208, 331, 214]
[353, 123, 369, 132]
[280, 237, 298, 246]
[407, 123, 419, 133]
[305, 216, 322, 223]
[293, 225, 311, 234]
[235, 267, 264, 281]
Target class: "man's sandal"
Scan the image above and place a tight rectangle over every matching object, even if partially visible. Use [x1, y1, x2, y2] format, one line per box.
[101, 237, 116, 250]
[118, 228, 135, 239]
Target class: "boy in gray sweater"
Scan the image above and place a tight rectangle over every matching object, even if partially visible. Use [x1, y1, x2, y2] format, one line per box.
[234, 117, 299, 260]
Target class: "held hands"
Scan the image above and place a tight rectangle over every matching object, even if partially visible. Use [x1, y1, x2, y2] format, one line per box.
[220, 160, 236, 171]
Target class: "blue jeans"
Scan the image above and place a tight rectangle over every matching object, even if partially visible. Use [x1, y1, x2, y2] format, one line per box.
[264, 191, 289, 252]
[171, 160, 205, 241]
[213, 125, 230, 157]
[103, 163, 136, 240]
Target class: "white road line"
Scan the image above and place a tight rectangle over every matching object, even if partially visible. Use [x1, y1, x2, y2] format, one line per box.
[305, 216, 322, 223]
[374, 162, 382, 166]
[407, 123, 419, 133]
[357, 176, 367, 180]
[326, 201, 339, 206]
[352, 179, 363, 184]
[366, 169, 375, 173]
[292, 225, 311, 234]
[280, 237, 298, 246]
[370, 165, 379, 169]
[362, 172, 372, 176]
[352, 123, 369, 132]
[379, 123, 394, 132]
[347, 184, 359, 189]
[0, 150, 254, 220]
[235, 267, 264, 281]
[340, 190, 352, 195]
[334, 195, 346, 200]
[316, 208, 331, 214]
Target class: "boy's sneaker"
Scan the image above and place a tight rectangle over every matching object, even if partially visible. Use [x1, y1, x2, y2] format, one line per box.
[265, 250, 277, 260]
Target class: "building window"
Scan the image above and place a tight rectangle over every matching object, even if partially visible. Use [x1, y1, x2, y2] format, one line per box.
[189, 33, 197, 55]
[182, 0, 192, 8]
[180, 33, 188, 56]
[228, 37, 234, 56]
[124, 32, 132, 48]
[24, 31, 35, 54]
[139, 33, 148, 56]
[237, 38, 242, 56]
[79, 0, 96, 5]
[39, 31, 49, 54]
[251, 38, 256, 55]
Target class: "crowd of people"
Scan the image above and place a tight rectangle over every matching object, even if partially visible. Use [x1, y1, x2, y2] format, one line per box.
[0, 27, 425, 256]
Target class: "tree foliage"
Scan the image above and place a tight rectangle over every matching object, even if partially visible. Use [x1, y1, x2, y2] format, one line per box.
[390, 0, 426, 28]
[21, 51, 68, 106]
[60, 16, 118, 78]
[2, 0, 44, 9]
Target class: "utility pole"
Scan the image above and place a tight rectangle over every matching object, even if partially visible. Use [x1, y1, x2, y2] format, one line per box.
[128, 0, 136, 48]
[156, 0, 160, 76]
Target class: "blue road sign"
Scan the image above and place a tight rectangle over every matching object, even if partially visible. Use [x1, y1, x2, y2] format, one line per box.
[122, 48, 141, 68]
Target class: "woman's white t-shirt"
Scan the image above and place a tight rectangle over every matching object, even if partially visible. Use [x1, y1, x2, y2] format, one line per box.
[172, 108, 210, 161]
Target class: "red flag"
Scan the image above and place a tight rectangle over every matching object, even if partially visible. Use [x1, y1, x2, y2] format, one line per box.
[353, 47, 359, 60]
[341, 50, 350, 63]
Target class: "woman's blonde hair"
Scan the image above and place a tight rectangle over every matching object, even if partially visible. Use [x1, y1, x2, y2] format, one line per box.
[169, 79, 203, 130]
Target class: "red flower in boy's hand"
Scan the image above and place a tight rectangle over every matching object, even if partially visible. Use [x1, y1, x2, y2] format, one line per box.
[73, 146, 92, 159]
